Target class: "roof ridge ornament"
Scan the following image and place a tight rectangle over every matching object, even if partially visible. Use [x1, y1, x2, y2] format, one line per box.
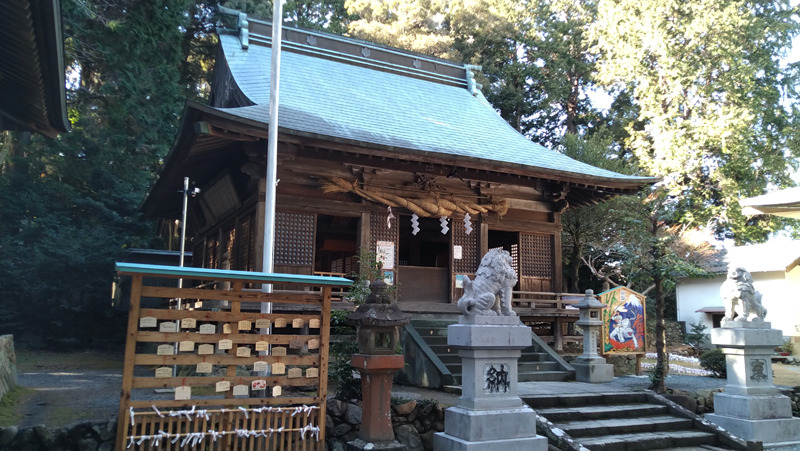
[465, 64, 483, 96]
[218, 6, 249, 49]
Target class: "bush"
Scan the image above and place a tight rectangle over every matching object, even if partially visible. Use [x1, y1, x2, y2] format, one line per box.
[685, 321, 709, 352]
[699, 348, 727, 378]
[328, 309, 361, 401]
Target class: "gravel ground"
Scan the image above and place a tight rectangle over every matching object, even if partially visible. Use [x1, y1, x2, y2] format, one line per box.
[15, 369, 123, 428]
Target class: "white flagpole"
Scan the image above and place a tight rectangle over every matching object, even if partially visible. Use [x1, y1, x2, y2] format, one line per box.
[262, 0, 284, 308]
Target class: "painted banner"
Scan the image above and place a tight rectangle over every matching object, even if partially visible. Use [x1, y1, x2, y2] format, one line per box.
[600, 286, 646, 354]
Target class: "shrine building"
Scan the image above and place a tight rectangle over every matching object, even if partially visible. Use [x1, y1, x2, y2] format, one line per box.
[142, 10, 656, 343]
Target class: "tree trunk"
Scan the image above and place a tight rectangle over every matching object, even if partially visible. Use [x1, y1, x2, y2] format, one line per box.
[650, 274, 667, 393]
[569, 240, 581, 293]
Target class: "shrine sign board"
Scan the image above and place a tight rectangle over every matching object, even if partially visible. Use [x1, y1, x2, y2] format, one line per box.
[600, 286, 647, 354]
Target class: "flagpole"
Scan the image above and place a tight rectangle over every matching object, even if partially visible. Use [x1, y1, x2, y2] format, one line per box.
[262, 0, 284, 310]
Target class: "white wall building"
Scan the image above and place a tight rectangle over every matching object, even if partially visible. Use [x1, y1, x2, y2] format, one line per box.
[676, 241, 800, 342]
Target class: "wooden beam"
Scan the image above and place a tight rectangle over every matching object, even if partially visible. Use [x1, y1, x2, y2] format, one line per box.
[194, 121, 261, 141]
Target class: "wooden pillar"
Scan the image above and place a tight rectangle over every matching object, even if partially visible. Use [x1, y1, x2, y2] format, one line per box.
[254, 178, 267, 272]
[479, 221, 489, 257]
[554, 317, 564, 352]
[360, 211, 371, 273]
[553, 212, 564, 292]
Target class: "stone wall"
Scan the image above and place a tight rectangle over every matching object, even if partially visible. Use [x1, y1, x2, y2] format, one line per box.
[0, 421, 117, 451]
[0, 399, 446, 451]
[326, 398, 445, 451]
[0, 335, 17, 402]
[607, 354, 639, 376]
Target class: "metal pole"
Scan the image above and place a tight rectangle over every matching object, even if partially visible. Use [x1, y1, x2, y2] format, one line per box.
[179, 177, 189, 284]
[174, 176, 190, 378]
[262, 0, 284, 309]
[259, 0, 284, 388]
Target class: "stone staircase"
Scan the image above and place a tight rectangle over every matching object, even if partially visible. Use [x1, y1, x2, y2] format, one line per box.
[526, 392, 750, 451]
[400, 318, 574, 387]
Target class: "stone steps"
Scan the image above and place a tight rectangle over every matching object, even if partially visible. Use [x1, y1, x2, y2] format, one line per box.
[526, 393, 742, 450]
[409, 319, 573, 385]
[536, 402, 669, 422]
[579, 430, 720, 450]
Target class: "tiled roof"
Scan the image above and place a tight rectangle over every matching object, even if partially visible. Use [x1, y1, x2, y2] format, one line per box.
[214, 24, 656, 185]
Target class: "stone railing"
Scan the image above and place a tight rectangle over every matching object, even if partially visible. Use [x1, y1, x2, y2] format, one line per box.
[0, 335, 16, 402]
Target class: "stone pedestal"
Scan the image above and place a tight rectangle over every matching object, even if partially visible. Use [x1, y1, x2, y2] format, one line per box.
[573, 353, 614, 383]
[705, 321, 800, 445]
[346, 354, 406, 451]
[434, 316, 548, 451]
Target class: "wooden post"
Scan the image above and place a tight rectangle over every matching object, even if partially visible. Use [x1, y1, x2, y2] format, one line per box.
[554, 317, 564, 352]
[317, 286, 332, 450]
[116, 274, 143, 451]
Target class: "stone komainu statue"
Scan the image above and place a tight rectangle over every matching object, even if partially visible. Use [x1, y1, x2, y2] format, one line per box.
[721, 266, 767, 322]
[457, 248, 518, 316]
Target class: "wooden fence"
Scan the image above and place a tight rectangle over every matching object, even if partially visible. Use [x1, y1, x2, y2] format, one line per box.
[115, 263, 352, 450]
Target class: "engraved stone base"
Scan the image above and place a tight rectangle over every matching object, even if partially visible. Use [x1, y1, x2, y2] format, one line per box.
[448, 320, 531, 411]
[710, 326, 783, 396]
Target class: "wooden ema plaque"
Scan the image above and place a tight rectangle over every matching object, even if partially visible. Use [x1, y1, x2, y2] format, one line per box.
[115, 264, 343, 450]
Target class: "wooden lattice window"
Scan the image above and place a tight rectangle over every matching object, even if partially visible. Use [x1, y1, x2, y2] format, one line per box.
[453, 215, 478, 273]
[520, 233, 554, 278]
[275, 211, 315, 265]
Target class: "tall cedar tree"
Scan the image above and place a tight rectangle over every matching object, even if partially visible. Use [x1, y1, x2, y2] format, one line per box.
[0, 0, 195, 347]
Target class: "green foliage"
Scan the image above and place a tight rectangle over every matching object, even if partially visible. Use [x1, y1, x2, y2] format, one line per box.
[328, 309, 360, 400]
[699, 348, 727, 378]
[224, 0, 354, 34]
[0, 0, 208, 348]
[781, 338, 794, 355]
[589, 0, 800, 243]
[685, 322, 710, 351]
[346, 247, 397, 304]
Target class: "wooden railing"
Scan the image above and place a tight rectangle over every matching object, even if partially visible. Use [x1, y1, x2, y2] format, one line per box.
[512, 291, 583, 311]
[512, 291, 586, 351]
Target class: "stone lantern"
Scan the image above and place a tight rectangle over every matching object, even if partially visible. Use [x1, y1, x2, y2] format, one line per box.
[573, 289, 614, 383]
[346, 279, 410, 451]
